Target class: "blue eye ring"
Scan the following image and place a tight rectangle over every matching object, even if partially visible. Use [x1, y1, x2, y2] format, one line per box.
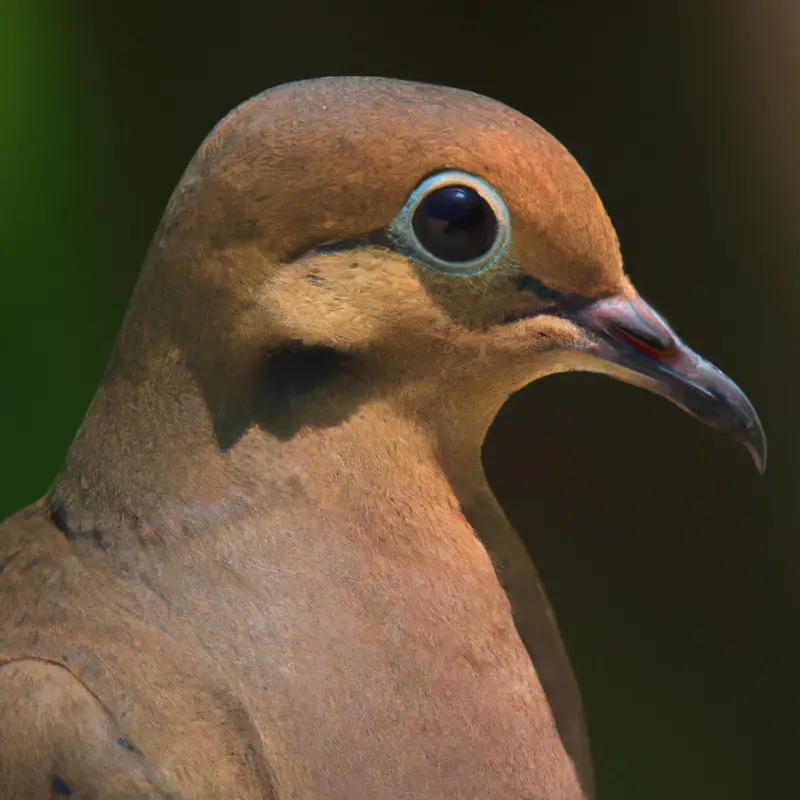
[390, 170, 511, 275]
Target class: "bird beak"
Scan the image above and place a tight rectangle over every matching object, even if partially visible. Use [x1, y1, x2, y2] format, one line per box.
[561, 284, 767, 474]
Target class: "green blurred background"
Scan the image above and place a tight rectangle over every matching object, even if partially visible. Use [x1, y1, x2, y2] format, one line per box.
[1, 2, 797, 797]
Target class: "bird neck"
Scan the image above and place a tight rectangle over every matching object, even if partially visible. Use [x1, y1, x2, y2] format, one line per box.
[46, 343, 498, 559]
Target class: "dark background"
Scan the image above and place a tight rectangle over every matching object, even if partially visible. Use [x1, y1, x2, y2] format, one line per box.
[2, 2, 797, 797]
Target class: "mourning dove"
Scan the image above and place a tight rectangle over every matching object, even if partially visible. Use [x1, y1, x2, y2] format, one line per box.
[0, 77, 765, 800]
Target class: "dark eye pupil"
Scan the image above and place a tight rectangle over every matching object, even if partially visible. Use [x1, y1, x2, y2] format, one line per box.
[411, 185, 498, 263]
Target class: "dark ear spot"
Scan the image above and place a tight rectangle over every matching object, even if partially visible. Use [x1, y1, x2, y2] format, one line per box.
[261, 344, 352, 396]
[255, 343, 372, 440]
[51, 775, 73, 796]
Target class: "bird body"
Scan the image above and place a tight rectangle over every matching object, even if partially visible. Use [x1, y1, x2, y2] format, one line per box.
[0, 77, 764, 798]
[0, 409, 583, 798]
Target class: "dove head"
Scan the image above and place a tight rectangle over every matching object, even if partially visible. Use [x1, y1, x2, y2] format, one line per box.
[97, 77, 766, 472]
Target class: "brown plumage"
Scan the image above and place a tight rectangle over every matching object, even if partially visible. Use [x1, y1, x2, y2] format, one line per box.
[0, 77, 765, 799]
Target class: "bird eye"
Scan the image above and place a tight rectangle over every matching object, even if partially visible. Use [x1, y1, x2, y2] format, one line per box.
[394, 171, 510, 274]
[412, 185, 496, 262]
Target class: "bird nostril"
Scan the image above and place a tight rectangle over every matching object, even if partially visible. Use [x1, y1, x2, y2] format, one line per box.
[609, 322, 673, 359]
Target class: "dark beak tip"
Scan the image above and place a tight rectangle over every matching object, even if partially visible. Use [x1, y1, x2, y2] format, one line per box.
[721, 397, 767, 475]
[731, 393, 768, 476]
[743, 428, 768, 476]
